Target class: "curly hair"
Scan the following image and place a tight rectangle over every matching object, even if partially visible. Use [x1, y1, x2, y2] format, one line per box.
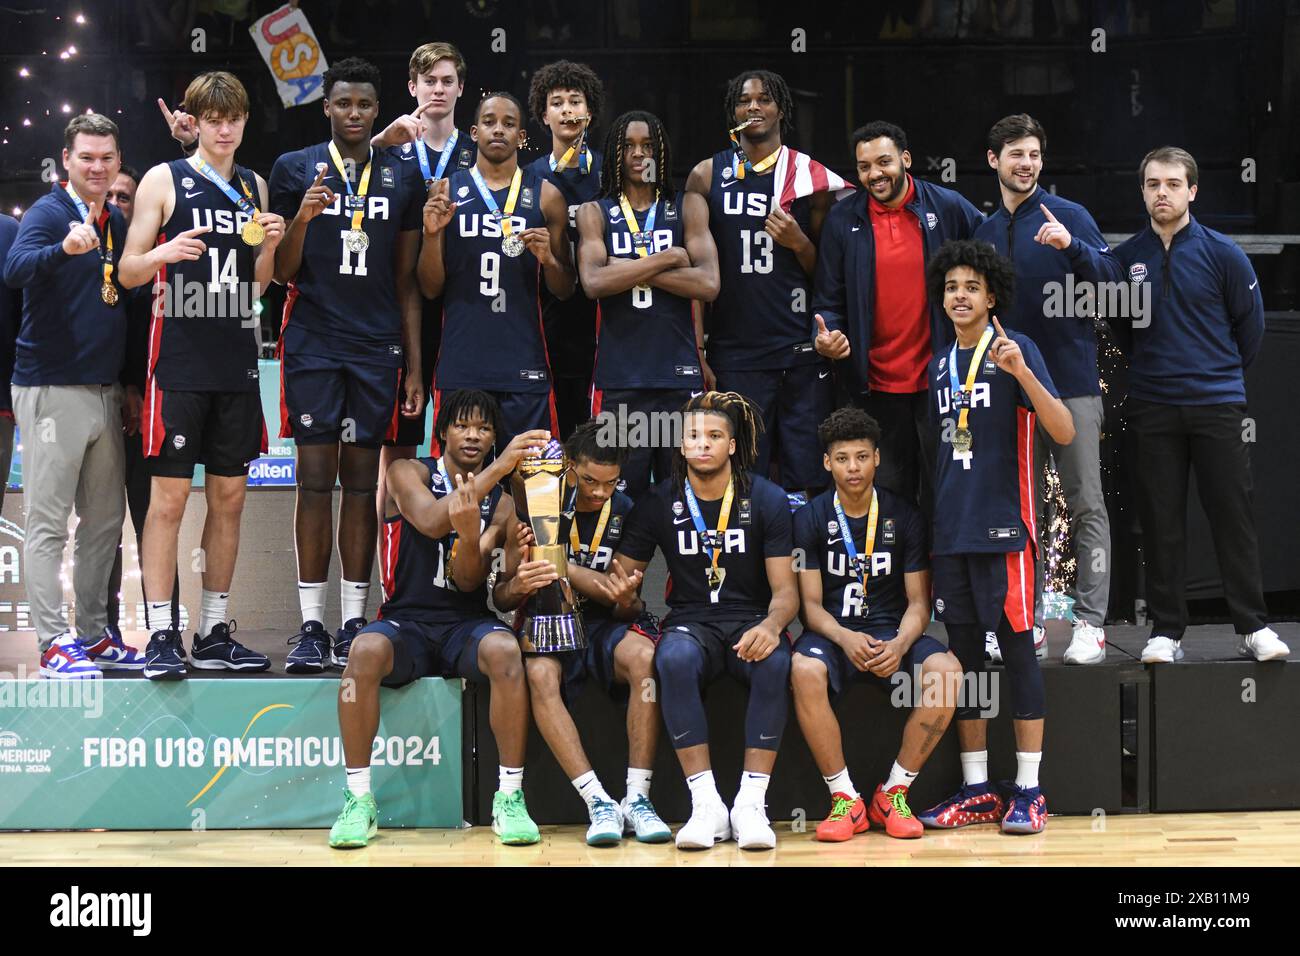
[599, 110, 675, 200]
[817, 407, 882, 454]
[723, 69, 794, 135]
[672, 391, 764, 494]
[323, 57, 381, 99]
[528, 60, 605, 128]
[925, 239, 1016, 320]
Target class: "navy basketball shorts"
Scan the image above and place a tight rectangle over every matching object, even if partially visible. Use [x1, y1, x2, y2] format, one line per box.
[428, 387, 558, 457]
[144, 387, 266, 479]
[387, 297, 442, 448]
[714, 363, 832, 490]
[531, 618, 640, 703]
[793, 628, 949, 701]
[932, 543, 1035, 634]
[363, 617, 514, 688]
[590, 387, 698, 499]
[280, 349, 401, 448]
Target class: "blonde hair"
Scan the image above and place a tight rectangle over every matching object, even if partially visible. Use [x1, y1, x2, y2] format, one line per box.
[182, 71, 250, 121]
[409, 41, 466, 84]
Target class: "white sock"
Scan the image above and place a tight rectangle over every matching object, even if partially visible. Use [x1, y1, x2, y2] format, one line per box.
[961, 750, 989, 787]
[52, 631, 78, 648]
[685, 770, 721, 808]
[572, 770, 611, 809]
[298, 580, 326, 625]
[499, 765, 524, 793]
[735, 770, 770, 808]
[341, 578, 369, 625]
[146, 601, 172, 631]
[884, 760, 920, 791]
[626, 767, 653, 802]
[198, 589, 228, 638]
[823, 767, 859, 799]
[345, 765, 371, 797]
[1015, 751, 1042, 789]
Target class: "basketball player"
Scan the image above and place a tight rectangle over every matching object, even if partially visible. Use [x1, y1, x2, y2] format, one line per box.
[371, 42, 477, 528]
[790, 407, 962, 841]
[526, 60, 605, 438]
[578, 110, 720, 499]
[917, 240, 1075, 835]
[685, 70, 847, 498]
[328, 390, 549, 848]
[613, 392, 798, 850]
[269, 57, 424, 673]
[493, 420, 670, 845]
[120, 71, 285, 679]
[417, 92, 574, 450]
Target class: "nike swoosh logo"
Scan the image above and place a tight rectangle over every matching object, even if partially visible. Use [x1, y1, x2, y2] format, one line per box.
[827, 537, 841, 544]
[455, 196, 476, 207]
[720, 180, 738, 189]
[849, 809, 865, 824]
[850, 226, 861, 232]
[673, 730, 690, 740]
[184, 191, 203, 199]
[759, 733, 778, 741]
[818, 371, 830, 379]
[1249, 280, 1258, 290]
[399, 153, 416, 161]
[673, 516, 692, 525]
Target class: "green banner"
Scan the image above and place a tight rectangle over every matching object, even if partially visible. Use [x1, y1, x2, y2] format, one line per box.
[0, 678, 462, 830]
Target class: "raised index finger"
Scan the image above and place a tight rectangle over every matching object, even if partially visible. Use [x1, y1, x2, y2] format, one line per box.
[156, 97, 176, 124]
[991, 315, 1007, 339]
[1039, 203, 1059, 224]
[411, 100, 434, 120]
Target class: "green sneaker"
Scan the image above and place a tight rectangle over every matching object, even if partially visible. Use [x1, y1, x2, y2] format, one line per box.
[492, 789, 541, 845]
[329, 789, 378, 849]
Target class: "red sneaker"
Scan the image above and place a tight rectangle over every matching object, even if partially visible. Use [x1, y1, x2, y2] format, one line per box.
[868, 784, 924, 839]
[814, 792, 869, 842]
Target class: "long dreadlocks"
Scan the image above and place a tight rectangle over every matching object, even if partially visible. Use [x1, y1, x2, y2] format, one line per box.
[722, 69, 795, 136]
[672, 391, 764, 495]
[599, 109, 676, 200]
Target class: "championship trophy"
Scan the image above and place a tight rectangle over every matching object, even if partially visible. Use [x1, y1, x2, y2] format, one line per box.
[511, 439, 587, 653]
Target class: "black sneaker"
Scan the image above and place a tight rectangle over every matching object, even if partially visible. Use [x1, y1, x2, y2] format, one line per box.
[143, 629, 187, 681]
[190, 621, 271, 672]
[286, 620, 329, 674]
[333, 618, 365, 669]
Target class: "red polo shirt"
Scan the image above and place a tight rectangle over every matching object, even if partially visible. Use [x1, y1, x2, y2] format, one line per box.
[868, 175, 931, 393]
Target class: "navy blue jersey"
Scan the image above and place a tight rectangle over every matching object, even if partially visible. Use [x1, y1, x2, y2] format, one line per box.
[392, 133, 477, 184]
[618, 473, 793, 624]
[563, 489, 634, 623]
[378, 457, 503, 624]
[592, 192, 701, 390]
[150, 157, 261, 392]
[794, 486, 928, 633]
[705, 149, 816, 371]
[929, 328, 1058, 555]
[269, 143, 424, 367]
[436, 164, 552, 394]
[528, 151, 602, 255]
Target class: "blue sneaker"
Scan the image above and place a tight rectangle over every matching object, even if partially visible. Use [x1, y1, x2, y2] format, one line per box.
[81, 625, 146, 671]
[190, 621, 270, 672]
[39, 635, 101, 679]
[144, 629, 187, 681]
[917, 782, 1006, 829]
[1000, 783, 1048, 835]
[333, 617, 364, 669]
[286, 620, 329, 674]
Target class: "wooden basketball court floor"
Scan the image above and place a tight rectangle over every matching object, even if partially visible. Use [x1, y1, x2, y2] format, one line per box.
[4, 810, 1299, 866]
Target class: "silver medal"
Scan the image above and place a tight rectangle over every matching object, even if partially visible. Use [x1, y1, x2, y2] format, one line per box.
[501, 233, 525, 258]
[345, 229, 370, 253]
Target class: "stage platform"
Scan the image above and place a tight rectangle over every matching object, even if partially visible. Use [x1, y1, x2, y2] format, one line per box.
[2, 622, 1295, 829]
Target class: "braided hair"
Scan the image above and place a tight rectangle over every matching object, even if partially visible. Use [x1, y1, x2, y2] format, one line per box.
[723, 69, 794, 136]
[599, 109, 675, 200]
[672, 391, 764, 495]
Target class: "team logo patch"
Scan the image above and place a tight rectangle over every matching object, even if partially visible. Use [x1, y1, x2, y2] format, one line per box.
[616, 479, 627, 493]
[458, 148, 472, 167]
[934, 598, 945, 614]
[938, 356, 947, 371]
[172, 434, 187, 450]
[457, 185, 469, 199]
[738, 498, 752, 525]
[882, 518, 895, 544]
[609, 514, 623, 537]
[672, 501, 684, 516]
[664, 201, 678, 220]
[300, 413, 313, 428]
[926, 212, 938, 230]
[402, 142, 413, 154]
[827, 520, 839, 535]
[1129, 262, 1148, 283]
[722, 166, 733, 180]
[807, 646, 824, 656]
[520, 187, 535, 209]
[608, 205, 621, 222]
[181, 176, 195, 189]
[380, 166, 396, 189]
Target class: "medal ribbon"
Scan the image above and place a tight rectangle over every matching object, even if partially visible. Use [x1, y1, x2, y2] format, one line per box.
[568, 495, 612, 564]
[617, 192, 659, 259]
[832, 489, 878, 597]
[948, 324, 996, 434]
[469, 166, 523, 240]
[64, 183, 113, 293]
[728, 122, 781, 180]
[683, 476, 734, 585]
[550, 121, 590, 174]
[327, 141, 373, 236]
[190, 155, 259, 219]
[415, 129, 460, 182]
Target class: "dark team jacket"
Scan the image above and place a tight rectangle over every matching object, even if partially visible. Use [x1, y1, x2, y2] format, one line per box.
[3, 185, 128, 386]
[1112, 217, 1264, 406]
[563, 488, 634, 624]
[793, 485, 929, 634]
[973, 186, 1121, 399]
[813, 176, 984, 397]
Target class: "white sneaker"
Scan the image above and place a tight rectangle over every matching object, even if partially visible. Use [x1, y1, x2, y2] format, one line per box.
[1033, 625, 1048, 661]
[621, 794, 672, 843]
[1141, 636, 1184, 664]
[729, 801, 776, 850]
[585, 798, 623, 847]
[1238, 627, 1290, 662]
[675, 799, 731, 849]
[984, 631, 1002, 663]
[1064, 621, 1106, 665]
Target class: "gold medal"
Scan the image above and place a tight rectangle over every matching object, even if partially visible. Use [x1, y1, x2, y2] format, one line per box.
[101, 282, 118, 306]
[241, 219, 265, 246]
[953, 427, 973, 453]
[706, 566, 726, 591]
